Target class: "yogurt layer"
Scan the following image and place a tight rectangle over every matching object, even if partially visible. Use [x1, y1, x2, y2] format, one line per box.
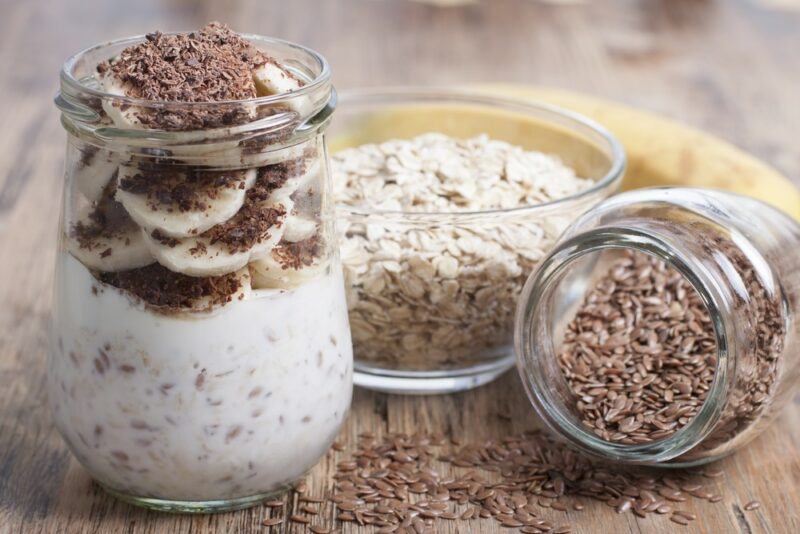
[49, 253, 353, 501]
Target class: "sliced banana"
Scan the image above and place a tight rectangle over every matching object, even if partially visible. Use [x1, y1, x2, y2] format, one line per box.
[74, 148, 120, 202]
[99, 75, 144, 129]
[249, 237, 328, 290]
[100, 73, 258, 131]
[142, 192, 293, 278]
[282, 215, 318, 243]
[265, 156, 322, 201]
[115, 166, 257, 238]
[253, 61, 313, 116]
[190, 268, 253, 311]
[67, 198, 154, 272]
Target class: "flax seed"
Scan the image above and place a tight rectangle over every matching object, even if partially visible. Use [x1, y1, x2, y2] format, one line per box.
[744, 500, 760, 511]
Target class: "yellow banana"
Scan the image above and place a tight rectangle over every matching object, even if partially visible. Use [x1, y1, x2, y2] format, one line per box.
[330, 86, 800, 220]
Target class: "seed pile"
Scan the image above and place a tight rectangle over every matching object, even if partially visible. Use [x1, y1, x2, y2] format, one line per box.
[556, 241, 785, 459]
[686, 234, 784, 458]
[262, 430, 745, 532]
[557, 251, 718, 443]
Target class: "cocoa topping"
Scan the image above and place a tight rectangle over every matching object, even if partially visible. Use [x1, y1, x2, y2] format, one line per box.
[99, 22, 270, 130]
[274, 235, 322, 270]
[71, 182, 135, 250]
[201, 160, 303, 253]
[98, 264, 243, 310]
[118, 167, 243, 212]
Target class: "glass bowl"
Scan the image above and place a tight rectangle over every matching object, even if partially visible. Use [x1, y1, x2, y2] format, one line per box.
[328, 88, 625, 394]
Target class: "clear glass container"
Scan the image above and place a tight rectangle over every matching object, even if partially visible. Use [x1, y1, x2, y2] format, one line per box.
[516, 187, 800, 466]
[329, 89, 626, 394]
[49, 34, 352, 512]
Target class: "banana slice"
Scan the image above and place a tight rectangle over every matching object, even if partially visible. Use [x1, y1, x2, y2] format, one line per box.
[115, 165, 257, 238]
[99, 74, 143, 129]
[142, 182, 293, 277]
[266, 156, 322, 202]
[253, 61, 313, 116]
[67, 194, 154, 272]
[249, 236, 327, 289]
[73, 148, 120, 201]
[187, 267, 253, 310]
[100, 73, 258, 131]
[282, 215, 318, 243]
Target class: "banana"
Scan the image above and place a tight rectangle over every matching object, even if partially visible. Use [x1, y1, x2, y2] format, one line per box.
[252, 61, 313, 116]
[66, 194, 154, 272]
[190, 268, 253, 310]
[282, 214, 318, 243]
[73, 148, 121, 201]
[249, 236, 327, 289]
[115, 165, 257, 238]
[141, 190, 293, 278]
[98, 73, 256, 133]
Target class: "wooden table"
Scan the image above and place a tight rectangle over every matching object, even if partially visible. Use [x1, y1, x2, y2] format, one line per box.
[1, 1, 799, 532]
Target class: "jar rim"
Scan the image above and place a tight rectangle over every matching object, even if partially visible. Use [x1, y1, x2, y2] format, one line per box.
[59, 33, 332, 111]
[333, 88, 627, 221]
[514, 219, 737, 464]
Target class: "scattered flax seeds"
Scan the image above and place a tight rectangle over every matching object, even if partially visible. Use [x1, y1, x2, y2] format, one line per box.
[272, 431, 745, 531]
[557, 251, 717, 444]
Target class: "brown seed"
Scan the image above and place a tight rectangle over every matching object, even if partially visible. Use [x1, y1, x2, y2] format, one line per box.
[264, 500, 284, 507]
[670, 514, 690, 525]
[290, 514, 310, 524]
[261, 517, 282, 526]
[744, 500, 761, 511]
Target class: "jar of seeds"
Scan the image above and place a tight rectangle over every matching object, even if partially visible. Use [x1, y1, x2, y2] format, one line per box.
[515, 187, 800, 465]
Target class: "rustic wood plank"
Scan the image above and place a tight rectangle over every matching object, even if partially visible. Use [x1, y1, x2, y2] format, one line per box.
[1, 1, 799, 533]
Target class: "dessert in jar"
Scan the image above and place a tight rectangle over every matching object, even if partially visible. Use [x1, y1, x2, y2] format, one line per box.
[49, 23, 352, 512]
[516, 188, 800, 466]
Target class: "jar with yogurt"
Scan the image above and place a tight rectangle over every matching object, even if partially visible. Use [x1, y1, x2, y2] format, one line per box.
[50, 24, 352, 512]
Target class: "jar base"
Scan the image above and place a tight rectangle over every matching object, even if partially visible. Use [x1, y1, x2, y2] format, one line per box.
[99, 483, 288, 513]
[353, 354, 515, 394]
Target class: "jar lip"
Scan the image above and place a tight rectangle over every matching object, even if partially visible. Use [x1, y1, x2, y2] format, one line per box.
[59, 33, 331, 111]
[514, 227, 734, 464]
[334, 87, 627, 221]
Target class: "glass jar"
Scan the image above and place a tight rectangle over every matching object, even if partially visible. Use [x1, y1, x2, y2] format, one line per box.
[516, 187, 800, 466]
[329, 89, 626, 394]
[49, 34, 352, 512]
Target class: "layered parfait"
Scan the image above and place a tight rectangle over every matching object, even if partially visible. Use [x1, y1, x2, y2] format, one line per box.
[49, 23, 352, 509]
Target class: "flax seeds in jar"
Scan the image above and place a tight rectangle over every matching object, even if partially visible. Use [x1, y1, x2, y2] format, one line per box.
[516, 187, 800, 465]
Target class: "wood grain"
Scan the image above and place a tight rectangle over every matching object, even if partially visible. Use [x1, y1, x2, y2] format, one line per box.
[1, 1, 799, 533]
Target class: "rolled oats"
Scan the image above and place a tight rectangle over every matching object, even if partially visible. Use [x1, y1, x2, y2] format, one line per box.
[333, 133, 593, 370]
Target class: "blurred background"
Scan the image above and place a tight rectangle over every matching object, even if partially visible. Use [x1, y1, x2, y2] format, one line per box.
[3, 0, 799, 184]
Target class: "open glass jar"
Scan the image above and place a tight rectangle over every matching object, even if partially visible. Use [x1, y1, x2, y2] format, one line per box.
[330, 89, 626, 394]
[49, 34, 352, 512]
[516, 187, 800, 466]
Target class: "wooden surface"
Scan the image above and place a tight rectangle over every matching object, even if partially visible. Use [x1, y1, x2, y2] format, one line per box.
[1, 1, 800, 533]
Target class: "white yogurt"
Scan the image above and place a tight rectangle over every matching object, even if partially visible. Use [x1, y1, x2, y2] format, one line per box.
[48, 253, 353, 501]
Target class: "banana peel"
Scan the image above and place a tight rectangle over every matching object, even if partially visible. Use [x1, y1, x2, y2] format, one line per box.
[330, 85, 800, 220]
